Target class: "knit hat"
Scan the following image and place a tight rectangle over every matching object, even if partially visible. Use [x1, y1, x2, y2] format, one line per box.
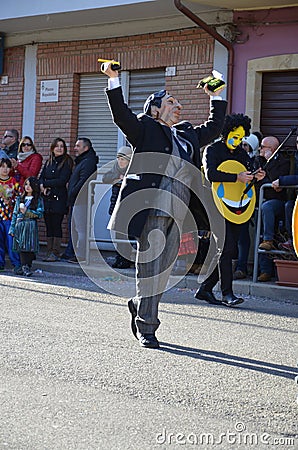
[242, 134, 259, 152]
[143, 90, 167, 115]
[117, 146, 132, 161]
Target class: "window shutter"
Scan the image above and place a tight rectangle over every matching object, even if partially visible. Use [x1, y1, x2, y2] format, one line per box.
[261, 71, 298, 149]
[128, 69, 165, 115]
[78, 74, 118, 166]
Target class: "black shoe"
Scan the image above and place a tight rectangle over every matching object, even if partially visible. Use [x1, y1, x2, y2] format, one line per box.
[13, 266, 23, 275]
[127, 299, 138, 340]
[67, 256, 79, 263]
[22, 265, 33, 277]
[195, 287, 222, 305]
[221, 294, 244, 307]
[60, 253, 71, 261]
[116, 259, 131, 269]
[111, 256, 120, 268]
[112, 255, 131, 269]
[139, 334, 160, 349]
[67, 256, 86, 264]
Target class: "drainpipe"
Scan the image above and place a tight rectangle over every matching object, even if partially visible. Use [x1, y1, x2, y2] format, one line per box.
[174, 0, 234, 112]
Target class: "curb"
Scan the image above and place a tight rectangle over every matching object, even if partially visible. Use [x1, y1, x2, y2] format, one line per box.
[33, 259, 298, 304]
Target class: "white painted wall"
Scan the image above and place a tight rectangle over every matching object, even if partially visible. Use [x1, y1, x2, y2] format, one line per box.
[22, 45, 37, 139]
[213, 41, 228, 101]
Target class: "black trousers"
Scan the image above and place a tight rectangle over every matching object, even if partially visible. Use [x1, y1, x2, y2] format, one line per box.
[20, 251, 35, 267]
[44, 212, 64, 238]
[203, 220, 242, 296]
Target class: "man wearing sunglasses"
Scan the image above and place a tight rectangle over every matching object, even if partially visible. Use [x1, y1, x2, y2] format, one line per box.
[102, 62, 227, 349]
[1, 129, 19, 159]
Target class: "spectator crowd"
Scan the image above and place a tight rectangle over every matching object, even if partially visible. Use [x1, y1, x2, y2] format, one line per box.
[0, 116, 297, 284]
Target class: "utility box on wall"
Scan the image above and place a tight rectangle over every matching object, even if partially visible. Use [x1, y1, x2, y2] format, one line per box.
[0, 33, 4, 75]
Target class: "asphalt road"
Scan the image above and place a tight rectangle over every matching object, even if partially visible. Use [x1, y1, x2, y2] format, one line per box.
[0, 270, 297, 450]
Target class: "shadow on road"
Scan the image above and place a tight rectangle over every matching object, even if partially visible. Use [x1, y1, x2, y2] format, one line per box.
[159, 342, 298, 379]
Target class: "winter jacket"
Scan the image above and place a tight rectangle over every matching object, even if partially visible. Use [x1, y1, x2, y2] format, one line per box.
[0, 176, 20, 220]
[39, 155, 73, 214]
[13, 153, 43, 187]
[4, 141, 19, 159]
[9, 196, 44, 253]
[67, 148, 98, 206]
[255, 154, 290, 201]
[106, 86, 227, 237]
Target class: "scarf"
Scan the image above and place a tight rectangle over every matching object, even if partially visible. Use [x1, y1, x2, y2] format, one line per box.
[108, 160, 129, 183]
[17, 150, 35, 162]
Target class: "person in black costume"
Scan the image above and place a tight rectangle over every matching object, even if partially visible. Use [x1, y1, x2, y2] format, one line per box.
[195, 113, 265, 306]
[102, 61, 227, 348]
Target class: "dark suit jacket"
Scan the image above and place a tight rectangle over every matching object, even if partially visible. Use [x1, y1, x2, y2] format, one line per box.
[106, 86, 227, 237]
[255, 154, 290, 201]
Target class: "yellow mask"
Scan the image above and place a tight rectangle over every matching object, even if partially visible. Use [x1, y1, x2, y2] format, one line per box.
[226, 126, 245, 150]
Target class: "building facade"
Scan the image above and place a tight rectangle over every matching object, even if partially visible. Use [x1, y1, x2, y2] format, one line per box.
[0, 1, 297, 243]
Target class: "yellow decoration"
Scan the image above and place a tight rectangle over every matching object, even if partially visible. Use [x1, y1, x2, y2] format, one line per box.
[212, 160, 256, 224]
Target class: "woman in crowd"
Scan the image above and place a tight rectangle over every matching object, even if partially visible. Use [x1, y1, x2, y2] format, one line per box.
[9, 176, 44, 276]
[11, 136, 43, 188]
[39, 138, 73, 261]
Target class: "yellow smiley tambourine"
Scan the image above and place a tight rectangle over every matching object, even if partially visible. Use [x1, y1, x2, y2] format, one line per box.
[212, 160, 256, 224]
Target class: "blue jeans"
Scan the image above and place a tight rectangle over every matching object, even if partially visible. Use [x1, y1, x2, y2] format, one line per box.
[261, 199, 285, 241]
[0, 219, 21, 268]
[259, 253, 274, 276]
[259, 199, 285, 276]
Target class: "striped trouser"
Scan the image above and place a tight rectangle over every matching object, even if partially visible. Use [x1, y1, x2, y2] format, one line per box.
[133, 215, 181, 334]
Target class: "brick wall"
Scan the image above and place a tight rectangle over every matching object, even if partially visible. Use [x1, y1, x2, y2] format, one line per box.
[0, 46, 24, 135]
[35, 27, 214, 153]
[1, 27, 215, 246]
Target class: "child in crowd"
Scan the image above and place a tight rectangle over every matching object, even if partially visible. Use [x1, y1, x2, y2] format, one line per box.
[241, 133, 259, 160]
[9, 177, 44, 276]
[0, 158, 22, 273]
[102, 146, 132, 268]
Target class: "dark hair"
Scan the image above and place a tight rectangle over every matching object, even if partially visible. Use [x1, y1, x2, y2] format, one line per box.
[6, 129, 19, 141]
[0, 157, 12, 168]
[143, 90, 167, 116]
[221, 113, 251, 141]
[21, 176, 40, 210]
[18, 136, 37, 154]
[77, 137, 92, 150]
[46, 137, 73, 170]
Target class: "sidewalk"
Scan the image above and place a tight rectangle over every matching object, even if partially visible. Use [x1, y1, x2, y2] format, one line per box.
[32, 251, 298, 304]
